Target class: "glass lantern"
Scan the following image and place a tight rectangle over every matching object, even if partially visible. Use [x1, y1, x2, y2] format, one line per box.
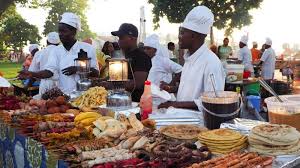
[108, 58, 128, 81]
[74, 49, 91, 75]
[74, 49, 92, 92]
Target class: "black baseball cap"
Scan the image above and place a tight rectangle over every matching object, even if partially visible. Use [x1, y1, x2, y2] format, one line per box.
[111, 23, 138, 38]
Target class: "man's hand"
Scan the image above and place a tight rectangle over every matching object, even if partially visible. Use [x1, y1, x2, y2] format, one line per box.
[158, 101, 177, 109]
[18, 70, 33, 79]
[160, 81, 171, 92]
[62, 66, 77, 76]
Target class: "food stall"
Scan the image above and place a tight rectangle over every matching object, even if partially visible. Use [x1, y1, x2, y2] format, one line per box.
[1, 60, 300, 168]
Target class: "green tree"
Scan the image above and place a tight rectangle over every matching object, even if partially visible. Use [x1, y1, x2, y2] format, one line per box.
[0, 6, 41, 50]
[0, 0, 46, 17]
[43, 0, 96, 40]
[148, 0, 263, 43]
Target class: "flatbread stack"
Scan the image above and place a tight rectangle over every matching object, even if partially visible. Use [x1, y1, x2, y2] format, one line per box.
[159, 124, 208, 140]
[198, 129, 247, 154]
[249, 124, 300, 155]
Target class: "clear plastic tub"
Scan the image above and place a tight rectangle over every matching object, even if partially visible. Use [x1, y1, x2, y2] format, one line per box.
[265, 95, 300, 131]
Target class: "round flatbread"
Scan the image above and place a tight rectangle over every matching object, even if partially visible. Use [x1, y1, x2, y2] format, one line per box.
[160, 124, 207, 140]
[251, 124, 300, 143]
[210, 143, 248, 154]
[198, 129, 243, 141]
[248, 134, 299, 146]
[199, 136, 247, 148]
[249, 141, 300, 156]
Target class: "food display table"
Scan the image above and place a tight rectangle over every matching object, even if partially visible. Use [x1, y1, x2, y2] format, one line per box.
[1, 86, 300, 168]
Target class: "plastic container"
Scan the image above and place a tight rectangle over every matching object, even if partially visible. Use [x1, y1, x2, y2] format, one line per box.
[201, 91, 240, 130]
[225, 64, 245, 83]
[265, 95, 300, 131]
[244, 82, 260, 96]
[247, 95, 261, 112]
[140, 81, 152, 120]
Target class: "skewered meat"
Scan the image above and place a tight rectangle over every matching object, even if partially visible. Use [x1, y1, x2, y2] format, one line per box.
[189, 152, 274, 168]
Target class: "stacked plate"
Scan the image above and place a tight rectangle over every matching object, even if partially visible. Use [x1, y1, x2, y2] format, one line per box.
[149, 108, 204, 128]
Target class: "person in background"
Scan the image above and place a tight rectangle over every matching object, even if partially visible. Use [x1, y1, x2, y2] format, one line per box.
[35, 32, 60, 96]
[28, 44, 43, 72]
[98, 42, 113, 78]
[257, 38, 276, 80]
[218, 37, 232, 62]
[260, 44, 266, 57]
[102, 41, 115, 56]
[22, 55, 32, 71]
[19, 12, 99, 94]
[111, 42, 122, 58]
[23, 44, 43, 88]
[111, 23, 152, 102]
[112, 42, 120, 50]
[159, 6, 225, 110]
[144, 34, 182, 86]
[237, 35, 254, 77]
[167, 42, 176, 59]
[251, 41, 261, 63]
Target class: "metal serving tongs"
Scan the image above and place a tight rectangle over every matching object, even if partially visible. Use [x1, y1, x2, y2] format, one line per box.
[258, 78, 284, 102]
[210, 73, 219, 97]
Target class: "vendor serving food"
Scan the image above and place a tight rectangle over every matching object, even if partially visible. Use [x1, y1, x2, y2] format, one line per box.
[19, 12, 99, 94]
[159, 6, 225, 110]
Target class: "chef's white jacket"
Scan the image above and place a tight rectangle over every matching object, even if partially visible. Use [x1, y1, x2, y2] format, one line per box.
[148, 56, 182, 86]
[28, 50, 43, 72]
[261, 48, 276, 80]
[238, 46, 254, 73]
[37, 45, 60, 95]
[177, 44, 225, 108]
[45, 41, 99, 94]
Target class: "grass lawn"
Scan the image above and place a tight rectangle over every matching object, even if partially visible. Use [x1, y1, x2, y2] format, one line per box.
[0, 62, 22, 79]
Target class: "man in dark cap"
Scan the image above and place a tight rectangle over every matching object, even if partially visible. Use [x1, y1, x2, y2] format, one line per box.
[111, 23, 152, 102]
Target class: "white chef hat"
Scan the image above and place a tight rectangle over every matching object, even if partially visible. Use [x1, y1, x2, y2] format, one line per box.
[240, 35, 248, 45]
[47, 32, 60, 44]
[265, 37, 272, 46]
[144, 34, 160, 50]
[29, 44, 39, 53]
[181, 6, 214, 35]
[253, 41, 258, 45]
[60, 12, 81, 31]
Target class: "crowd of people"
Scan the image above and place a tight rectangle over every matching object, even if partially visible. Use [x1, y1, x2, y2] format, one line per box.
[211, 35, 277, 80]
[16, 5, 280, 110]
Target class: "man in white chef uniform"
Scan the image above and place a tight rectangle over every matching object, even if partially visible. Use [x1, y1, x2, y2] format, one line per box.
[237, 35, 254, 77]
[24, 44, 43, 88]
[19, 12, 99, 94]
[258, 38, 276, 80]
[158, 6, 225, 110]
[28, 44, 43, 72]
[144, 34, 182, 87]
[36, 32, 61, 96]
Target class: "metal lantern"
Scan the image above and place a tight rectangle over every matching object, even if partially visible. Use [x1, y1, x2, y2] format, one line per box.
[74, 49, 92, 92]
[74, 49, 91, 75]
[108, 58, 128, 81]
[106, 58, 132, 111]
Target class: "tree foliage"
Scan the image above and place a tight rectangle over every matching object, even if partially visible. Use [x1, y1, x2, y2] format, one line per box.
[43, 0, 96, 40]
[0, 6, 41, 50]
[0, 0, 46, 17]
[148, 0, 263, 35]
